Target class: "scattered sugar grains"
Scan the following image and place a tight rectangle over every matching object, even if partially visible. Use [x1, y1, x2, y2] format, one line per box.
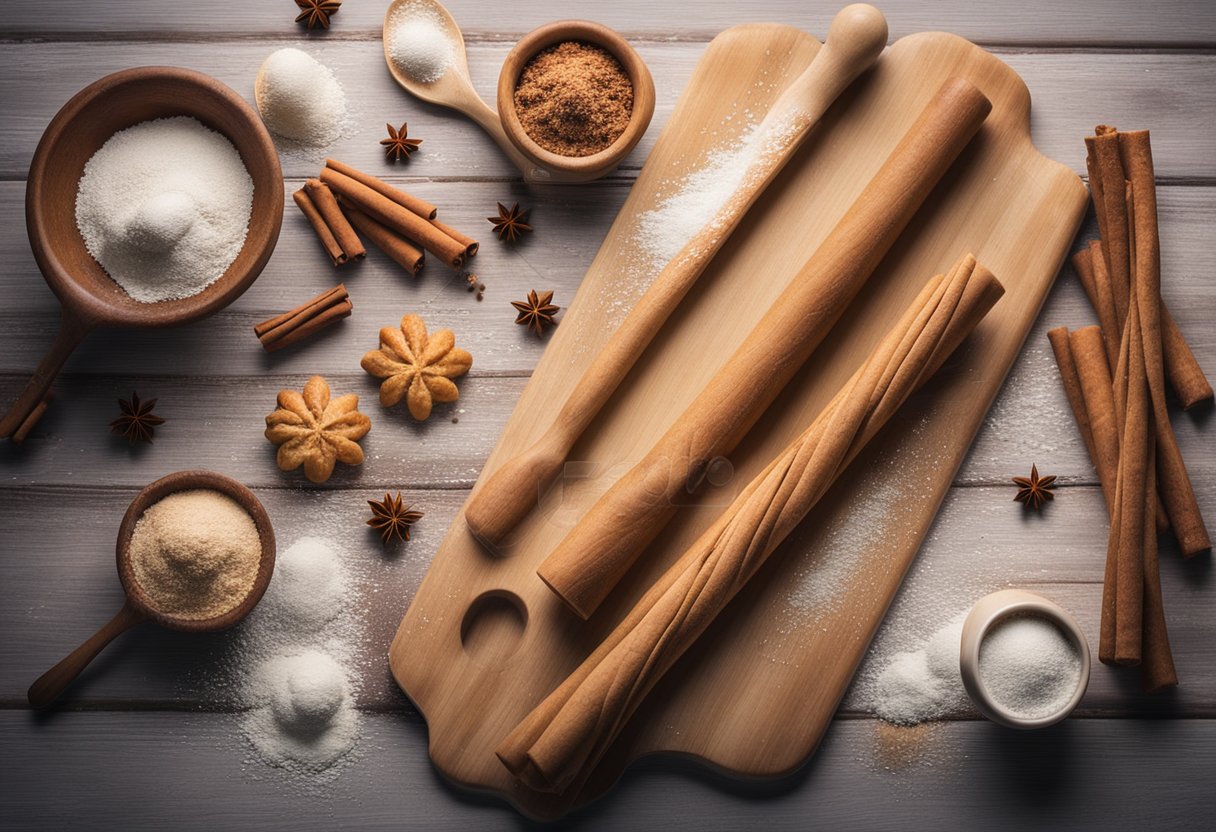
[387, 1, 456, 84]
[232, 536, 364, 779]
[256, 48, 348, 146]
[871, 613, 969, 725]
[74, 117, 253, 302]
[633, 114, 801, 266]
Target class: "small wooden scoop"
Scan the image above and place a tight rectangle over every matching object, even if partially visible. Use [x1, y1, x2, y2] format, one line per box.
[464, 5, 889, 549]
[382, 0, 538, 179]
[27, 470, 276, 708]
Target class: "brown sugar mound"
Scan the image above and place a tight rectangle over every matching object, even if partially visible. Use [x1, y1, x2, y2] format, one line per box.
[513, 41, 633, 158]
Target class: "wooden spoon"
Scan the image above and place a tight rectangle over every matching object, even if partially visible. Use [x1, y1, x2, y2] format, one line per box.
[382, 0, 538, 179]
[464, 5, 890, 549]
[27, 470, 276, 708]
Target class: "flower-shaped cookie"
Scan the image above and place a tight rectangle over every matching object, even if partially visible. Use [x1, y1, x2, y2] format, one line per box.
[265, 375, 371, 483]
[361, 314, 473, 421]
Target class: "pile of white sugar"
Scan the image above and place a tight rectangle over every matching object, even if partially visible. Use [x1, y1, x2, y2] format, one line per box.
[237, 537, 362, 778]
[386, 1, 456, 84]
[256, 48, 348, 147]
[74, 116, 253, 303]
[872, 613, 969, 726]
[979, 614, 1082, 720]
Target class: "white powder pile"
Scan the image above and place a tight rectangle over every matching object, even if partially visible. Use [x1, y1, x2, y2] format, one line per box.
[243, 649, 358, 773]
[255, 48, 348, 146]
[634, 115, 801, 266]
[259, 537, 349, 631]
[234, 536, 363, 779]
[387, 1, 456, 84]
[978, 614, 1082, 720]
[74, 117, 253, 303]
[872, 613, 969, 726]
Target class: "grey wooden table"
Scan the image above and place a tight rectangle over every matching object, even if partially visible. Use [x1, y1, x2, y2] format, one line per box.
[2, 1, 1214, 829]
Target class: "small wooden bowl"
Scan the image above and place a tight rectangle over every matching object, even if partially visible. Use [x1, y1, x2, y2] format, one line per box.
[117, 470, 277, 631]
[4, 66, 283, 441]
[28, 470, 276, 707]
[497, 21, 655, 183]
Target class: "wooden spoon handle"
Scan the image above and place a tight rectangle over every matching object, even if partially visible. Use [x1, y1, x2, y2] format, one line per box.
[463, 6, 889, 548]
[27, 602, 146, 708]
[0, 308, 91, 441]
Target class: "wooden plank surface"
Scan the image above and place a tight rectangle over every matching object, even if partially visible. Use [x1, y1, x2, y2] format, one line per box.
[0, 45, 1213, 181]
[1, 0, 1213, 827]
[3, 0, 1215, 46]
[2, 713, 1214, 831]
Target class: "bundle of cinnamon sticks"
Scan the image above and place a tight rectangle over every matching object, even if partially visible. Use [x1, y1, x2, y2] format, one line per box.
[1050, 125, 1211, 693]
[295, 158, 480, 275]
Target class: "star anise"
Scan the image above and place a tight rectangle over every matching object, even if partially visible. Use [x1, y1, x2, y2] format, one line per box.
[367, 492, 424, 545]
[488, 202, 532, 242]
[1012, 464, 1057, 511]
[511, 290, 559, 336]
[265, 375, 371, 483]
[110, 392, 165, 444]
[380, 122, 422, 161]
[360, 314, 473, 421]
[295, 0, 341, 30]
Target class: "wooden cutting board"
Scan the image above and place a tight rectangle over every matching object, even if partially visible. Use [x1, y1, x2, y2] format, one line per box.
[390, 24, 1086, 819]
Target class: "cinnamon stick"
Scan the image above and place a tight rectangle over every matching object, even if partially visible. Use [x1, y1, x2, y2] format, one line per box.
[342, 204, 425, 276]
[1047, 327, 1100, 487]
[1161, 307, 1213, 409]
[324, 158, 438, 219]
[1140, 443, 1178, 693]
[254, 284, 352, 352]
[497, 257, 1004, 794]
[293, 188, 346, 266]
[1107, 287, 1148, 665]
[1090, 126, 1131, 329]
[1120, 130, 1210, 556]
[320, 166, 467, 268]
[1071, 243, 1120, 371]
[432, 219, 479, 258]
[304, 179, 365, 261]
[1057, 327, 1112, 515]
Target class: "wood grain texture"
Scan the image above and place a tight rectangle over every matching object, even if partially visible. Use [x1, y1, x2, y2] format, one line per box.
[2, 713, 1214, 831]
[2, 483, 1213, 714]
[3, 0, 1215, 46]
[0, 44, 1214, 180]
[390, 26, 1091, 817]
[1, 0, 1214, 827]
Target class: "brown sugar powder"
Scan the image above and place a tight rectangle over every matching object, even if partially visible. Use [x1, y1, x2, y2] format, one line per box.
[513, 41, 633, 157]
[129, 489, 261, 620]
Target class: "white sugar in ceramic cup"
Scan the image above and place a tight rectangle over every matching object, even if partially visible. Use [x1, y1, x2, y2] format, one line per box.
[959, 589, 1091, 729]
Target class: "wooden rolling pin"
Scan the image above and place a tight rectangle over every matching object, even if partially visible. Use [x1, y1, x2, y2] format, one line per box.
[463, 4, 890, 548]
[498, 255, 1005, 794]
[539, 77, 993, 618]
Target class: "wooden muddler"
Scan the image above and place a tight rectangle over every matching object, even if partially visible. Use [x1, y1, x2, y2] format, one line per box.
[463, 4, 890, 548]
[539, 78, 993, 618]
[497, 256, 1004, 794]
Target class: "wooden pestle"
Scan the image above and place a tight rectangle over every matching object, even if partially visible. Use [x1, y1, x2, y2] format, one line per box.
[539, 77, 993, 618]
[497, 256, 1005, 793]
[463, 4, 890, 549]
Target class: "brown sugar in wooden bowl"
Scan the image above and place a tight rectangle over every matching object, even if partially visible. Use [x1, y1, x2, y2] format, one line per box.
[497, 21, 655, 183]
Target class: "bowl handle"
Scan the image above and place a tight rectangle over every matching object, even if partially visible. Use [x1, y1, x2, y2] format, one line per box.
[1, 308, 91, 442]
[27, 601, 146, 708]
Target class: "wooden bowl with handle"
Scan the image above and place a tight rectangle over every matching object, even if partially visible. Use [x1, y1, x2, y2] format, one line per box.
[2, 66, 284, 442]
[497, 20, 656, 183]
[27, 470, 276, 708]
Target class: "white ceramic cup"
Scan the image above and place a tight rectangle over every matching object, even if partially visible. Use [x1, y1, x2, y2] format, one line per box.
[959, 588, 1091, 729]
